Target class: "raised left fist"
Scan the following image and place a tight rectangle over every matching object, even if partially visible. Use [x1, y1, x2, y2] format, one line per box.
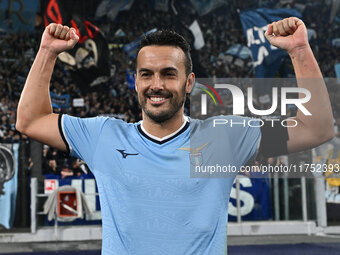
[265, 17, 309, 55]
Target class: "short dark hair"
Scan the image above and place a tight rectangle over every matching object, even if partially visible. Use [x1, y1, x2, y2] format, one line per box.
[136, 30, 193, 76]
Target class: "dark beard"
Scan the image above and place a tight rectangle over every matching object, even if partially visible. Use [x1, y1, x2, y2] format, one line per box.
[138, 82, 187, 124]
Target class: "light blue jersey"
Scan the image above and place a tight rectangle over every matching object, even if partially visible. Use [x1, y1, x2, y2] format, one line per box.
[59, 114, 261, 255]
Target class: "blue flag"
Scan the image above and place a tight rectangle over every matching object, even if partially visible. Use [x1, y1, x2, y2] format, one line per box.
[0, 0, 38, 32]
[0, 144, 19, 229]
[123, 28, 157, 58]
[240, 8, 301, 77]
[50, 92, 70, 109]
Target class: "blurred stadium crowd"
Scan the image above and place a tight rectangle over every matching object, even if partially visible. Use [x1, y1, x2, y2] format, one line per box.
[0, 0, 340, 176]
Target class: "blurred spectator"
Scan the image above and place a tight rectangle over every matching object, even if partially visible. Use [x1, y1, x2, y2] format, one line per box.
[44, 159, 61, 175]
[27, 157, 34, 172]
[61, 164, 74, 179]
[72, 159, 89, 177]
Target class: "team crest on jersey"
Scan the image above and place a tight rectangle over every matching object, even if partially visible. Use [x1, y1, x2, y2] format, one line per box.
[178, 142, 209, 166]
[190, 153, 203, 166]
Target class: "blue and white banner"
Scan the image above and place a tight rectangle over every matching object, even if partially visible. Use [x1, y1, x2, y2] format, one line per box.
[228, 176, 272, 221]
[50, 92, 70, 109]
[0, 0, 38, 32]
[0, 144, 19, 229]
[240, 8, 301, 77]
[123, 28, 157, 58]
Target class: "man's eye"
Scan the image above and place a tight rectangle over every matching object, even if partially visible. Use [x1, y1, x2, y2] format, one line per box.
[166, 72, 175, 76]
[141, 73, 150, 77]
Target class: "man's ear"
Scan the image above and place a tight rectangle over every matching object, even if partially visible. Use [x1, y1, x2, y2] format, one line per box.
[186, 73, 195, 93]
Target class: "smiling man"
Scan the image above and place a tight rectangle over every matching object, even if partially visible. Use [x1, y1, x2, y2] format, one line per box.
[136, 31, 194, 137]
[16, 18, 334, 255]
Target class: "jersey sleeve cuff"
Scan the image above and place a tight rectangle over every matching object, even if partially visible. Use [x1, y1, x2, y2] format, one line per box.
[58, 113, 71, 155]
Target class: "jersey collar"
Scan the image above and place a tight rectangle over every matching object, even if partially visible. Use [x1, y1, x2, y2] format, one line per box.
[137, 116, 189, 144]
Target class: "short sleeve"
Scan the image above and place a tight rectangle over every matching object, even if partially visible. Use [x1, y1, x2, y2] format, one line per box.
[192, 116, 262, 171]
[227, 116, 262, 166]
[58, 114, 108, 168]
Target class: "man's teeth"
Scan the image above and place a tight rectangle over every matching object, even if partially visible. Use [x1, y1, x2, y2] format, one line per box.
[150, 97, 165, 102]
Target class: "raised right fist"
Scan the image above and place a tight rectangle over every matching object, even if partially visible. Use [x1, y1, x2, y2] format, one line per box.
[40, 23, 79, 56]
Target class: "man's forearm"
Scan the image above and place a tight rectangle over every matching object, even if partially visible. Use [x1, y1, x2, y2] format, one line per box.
[16, 49, 57, 132]
[289, 46, 322, 78]
[289, 46, 334, 147]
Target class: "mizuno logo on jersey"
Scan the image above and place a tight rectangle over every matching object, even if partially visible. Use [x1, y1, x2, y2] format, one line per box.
[116, 149, 139, 159]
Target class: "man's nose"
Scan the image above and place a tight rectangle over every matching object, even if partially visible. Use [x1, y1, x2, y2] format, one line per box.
[150, 74, 164, 90]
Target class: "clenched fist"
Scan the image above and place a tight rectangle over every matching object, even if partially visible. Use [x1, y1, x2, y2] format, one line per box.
[40, 23, 79, 56]
[265, 17, 309, 55]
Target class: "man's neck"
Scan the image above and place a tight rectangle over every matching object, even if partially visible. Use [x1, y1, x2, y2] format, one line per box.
[141, 111, 186, 139]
